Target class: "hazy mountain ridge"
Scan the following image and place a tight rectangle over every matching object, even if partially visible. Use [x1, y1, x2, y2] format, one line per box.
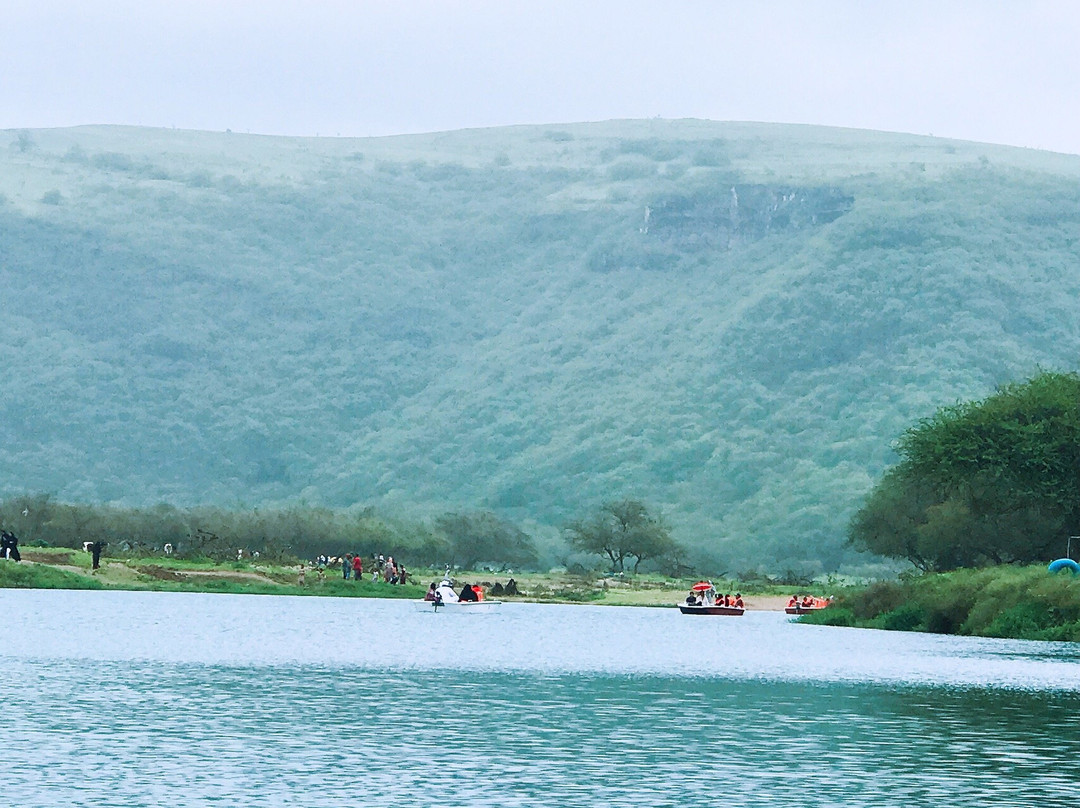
[3, 120, 1080, 571]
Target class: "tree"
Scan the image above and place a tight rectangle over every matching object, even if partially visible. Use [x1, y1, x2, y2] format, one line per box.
[434, 511, 537, 570]
[0, 493, 53, 545]
[565, 499, 683, 573]
[850, 371, 1080, 569]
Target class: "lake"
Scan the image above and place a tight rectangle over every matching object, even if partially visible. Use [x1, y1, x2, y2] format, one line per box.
[2, 589, 1080, 806]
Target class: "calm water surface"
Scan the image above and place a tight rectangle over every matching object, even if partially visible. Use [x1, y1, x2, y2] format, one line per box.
[2, 589, 1080, 807]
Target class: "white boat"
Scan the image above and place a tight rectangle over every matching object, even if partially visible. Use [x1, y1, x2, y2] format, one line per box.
[413, 579, 503, 613]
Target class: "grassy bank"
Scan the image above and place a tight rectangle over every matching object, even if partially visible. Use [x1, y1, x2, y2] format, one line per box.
[799, 565, 1080, 641]
[0, 548, 821, 606]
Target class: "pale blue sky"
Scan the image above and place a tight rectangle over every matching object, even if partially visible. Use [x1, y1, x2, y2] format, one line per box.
[4, 0, 1079, 154]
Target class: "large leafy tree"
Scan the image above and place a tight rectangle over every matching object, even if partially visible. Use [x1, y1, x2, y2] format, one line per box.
[565, 499, 683, 573]
[434, 511, 537, 570]
[850, 371, 1080, 569]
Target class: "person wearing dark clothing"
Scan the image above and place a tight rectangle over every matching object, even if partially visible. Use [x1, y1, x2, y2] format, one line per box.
[458, 583, 479, 602]
[90, 541, 105, 570]
[0, 531, 20, 562]
[505, 578, 518, 596]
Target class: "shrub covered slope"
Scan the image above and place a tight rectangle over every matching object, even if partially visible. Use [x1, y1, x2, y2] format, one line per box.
[3, 120, 1080, 571]
[801, 566, 1080, 641]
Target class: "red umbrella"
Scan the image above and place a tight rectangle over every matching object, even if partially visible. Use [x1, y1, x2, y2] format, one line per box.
[691, 581, 713, 592]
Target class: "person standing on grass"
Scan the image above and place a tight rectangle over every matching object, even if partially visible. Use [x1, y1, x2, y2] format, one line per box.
[90, 540, 105, 570]
[298, 563, 306, 586]
[352, 553, 363, 582]
[343, 554, 352, 581]
[0, 531, 20, 562]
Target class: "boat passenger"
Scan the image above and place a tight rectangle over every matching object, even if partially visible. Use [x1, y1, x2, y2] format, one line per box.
[686, 593, 697, 606]
[787, 595, 799, 608]
[459, 583, 479, 602]
[472, 585, 484, 601]
[801, 595, 813, 608]
[424, 583, 437, 602]
[733, 593, 744, 609]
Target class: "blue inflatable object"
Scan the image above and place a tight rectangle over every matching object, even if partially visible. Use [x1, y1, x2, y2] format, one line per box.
[1047, 558, 1080, 574]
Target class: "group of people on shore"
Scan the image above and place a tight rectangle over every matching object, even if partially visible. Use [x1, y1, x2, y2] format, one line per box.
[297, 553, 409, 586]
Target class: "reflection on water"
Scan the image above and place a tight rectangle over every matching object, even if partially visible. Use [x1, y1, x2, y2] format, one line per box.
[2, 590, 1080, 806]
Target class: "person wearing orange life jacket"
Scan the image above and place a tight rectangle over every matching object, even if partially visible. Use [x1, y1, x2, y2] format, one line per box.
[471, 585, 484, 601]
[801, 595, 813, 609]
[733, 593, 745, 609]
[787, 595, 799, 608]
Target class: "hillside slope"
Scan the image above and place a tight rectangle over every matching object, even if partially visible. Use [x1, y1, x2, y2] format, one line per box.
[3, 120, 1080, 571]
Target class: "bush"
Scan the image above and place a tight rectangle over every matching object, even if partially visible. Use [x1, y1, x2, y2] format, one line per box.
[874, 603, 925, 632]
[799, 606, 856, 627]
[851, 581, 906, 619]
[982, 601, 1055, 639]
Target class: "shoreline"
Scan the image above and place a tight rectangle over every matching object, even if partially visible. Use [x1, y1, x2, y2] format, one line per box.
[1, 552, 807, 610]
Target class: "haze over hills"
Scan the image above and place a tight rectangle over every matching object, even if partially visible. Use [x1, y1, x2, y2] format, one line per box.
[2, 119, 1080, 572]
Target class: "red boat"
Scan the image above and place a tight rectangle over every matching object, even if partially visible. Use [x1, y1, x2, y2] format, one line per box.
[679, 604, 745, 616]
[785, 597, 832, 615]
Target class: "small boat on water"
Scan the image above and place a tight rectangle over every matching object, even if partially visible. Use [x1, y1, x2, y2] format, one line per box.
[784, 597, 832, 615]
[677, 581, 744, 616]
[413, 578, 503, 613]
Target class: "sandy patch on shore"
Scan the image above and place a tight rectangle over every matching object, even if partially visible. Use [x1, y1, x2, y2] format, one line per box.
[742, 595, 790, 612]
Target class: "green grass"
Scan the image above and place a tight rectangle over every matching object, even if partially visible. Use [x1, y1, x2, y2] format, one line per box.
[0, 559, 104, 590]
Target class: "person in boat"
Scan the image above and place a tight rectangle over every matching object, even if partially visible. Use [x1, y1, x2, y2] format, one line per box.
[787, 595, 799, 609]
[733, 593, 744, 609]
[685, 592, 697, 606]
[801, 595, 813, 609]
[459, 583, 479, 602]
[471, 584, 484, 601]
[424, 583, 438, 602]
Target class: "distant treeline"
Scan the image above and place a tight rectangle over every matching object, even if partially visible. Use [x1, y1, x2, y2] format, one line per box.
[0, 494, 538, 570]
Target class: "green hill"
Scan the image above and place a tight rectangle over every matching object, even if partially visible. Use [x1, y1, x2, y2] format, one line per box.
[3, 120, 1080, 572]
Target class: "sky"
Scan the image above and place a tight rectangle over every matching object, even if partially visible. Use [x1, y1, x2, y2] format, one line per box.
[3, 0, 1079, 154]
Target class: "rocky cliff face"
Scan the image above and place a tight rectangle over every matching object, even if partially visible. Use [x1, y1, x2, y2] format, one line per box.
[646, 184, 854, 247]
